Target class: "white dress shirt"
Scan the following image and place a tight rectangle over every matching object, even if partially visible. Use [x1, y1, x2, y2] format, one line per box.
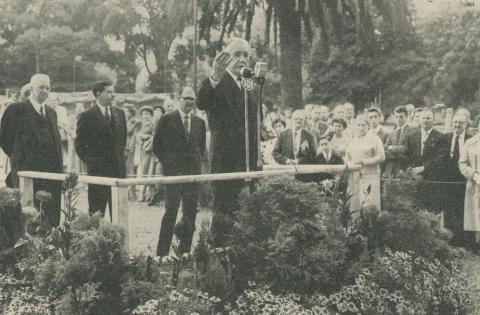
[178, 109, 192, 133]
[420, 128, 432, 155]
[450, 131, 465, 158]
[292, 128, 303, 157]
[29, 96, 46, 117]
[97, 103, 111, 118]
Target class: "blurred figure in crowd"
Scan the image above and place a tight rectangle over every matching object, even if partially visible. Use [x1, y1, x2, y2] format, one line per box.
[367, 107, 388, 145]
[136, 106, 155, 202]
[330, 117, 350, 158]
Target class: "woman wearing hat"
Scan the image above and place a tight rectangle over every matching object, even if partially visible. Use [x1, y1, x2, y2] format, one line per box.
[137, 105, 155, 202]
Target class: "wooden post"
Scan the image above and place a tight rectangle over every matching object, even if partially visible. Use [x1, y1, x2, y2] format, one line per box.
[19, 176, 34, 207]
[111, 186, 129, 252]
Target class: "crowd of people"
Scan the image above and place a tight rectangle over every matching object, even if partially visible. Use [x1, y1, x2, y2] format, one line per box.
[1, 38, 479, 258]
[262, 101, 479, 250]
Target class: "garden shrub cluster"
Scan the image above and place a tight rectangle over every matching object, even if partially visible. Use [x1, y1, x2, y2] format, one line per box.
[0, 173, 475, 314]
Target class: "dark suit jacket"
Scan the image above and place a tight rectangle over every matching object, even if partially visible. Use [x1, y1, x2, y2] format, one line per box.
[301, 151, 344, 182]
[75, 104, 127, 178]
[153, 110, 206, 176]
[272, 129, 317, 165]
[443, 131, 473, 182]
[384, 124, 415, 176]
[197, 73, 261, 173]
[0, 101, 63, 187]
[404, 128, 447, 181]
[375, 126, 389, 145]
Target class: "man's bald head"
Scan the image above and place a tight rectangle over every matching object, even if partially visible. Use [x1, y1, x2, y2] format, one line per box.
[29, 74, 50, 104]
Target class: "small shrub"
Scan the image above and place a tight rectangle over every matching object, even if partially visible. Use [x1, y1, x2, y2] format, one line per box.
[230, 176, 349, 296]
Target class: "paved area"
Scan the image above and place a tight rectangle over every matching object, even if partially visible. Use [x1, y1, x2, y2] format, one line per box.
[74, 186, 213, 257]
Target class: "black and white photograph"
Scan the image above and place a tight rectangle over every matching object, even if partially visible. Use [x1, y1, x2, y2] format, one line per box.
[1, 0, 480, 314]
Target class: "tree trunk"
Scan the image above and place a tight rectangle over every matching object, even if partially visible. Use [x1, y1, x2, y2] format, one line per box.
[276, 0, 303, 108]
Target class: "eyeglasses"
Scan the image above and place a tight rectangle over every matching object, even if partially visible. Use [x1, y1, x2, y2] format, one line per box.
[182, 97, 195, 101]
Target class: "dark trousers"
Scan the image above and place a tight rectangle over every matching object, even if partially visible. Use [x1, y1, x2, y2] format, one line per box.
[33, 179, 61, 227]
[210, 179, 244, 248]
[88, 184, 112, 220]
[443, 183, 477, 249]
[156, 183, 200, 256]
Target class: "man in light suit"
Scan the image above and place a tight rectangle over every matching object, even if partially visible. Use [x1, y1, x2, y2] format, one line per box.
[0, 74, 63, 227]
[75, 81, 127, 220]
[153, 87, 206, 257]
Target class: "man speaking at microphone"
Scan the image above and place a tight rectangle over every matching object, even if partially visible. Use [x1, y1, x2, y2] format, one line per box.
[197, 38, 262, 247]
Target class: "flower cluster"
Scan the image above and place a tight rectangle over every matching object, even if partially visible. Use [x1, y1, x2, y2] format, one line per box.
[227, 288, 329, 315]
[132, 288, 220, 315]
[0, 274, 52, 314]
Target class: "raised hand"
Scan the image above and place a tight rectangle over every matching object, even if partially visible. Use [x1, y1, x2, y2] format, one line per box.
[211, 51, 232, 82]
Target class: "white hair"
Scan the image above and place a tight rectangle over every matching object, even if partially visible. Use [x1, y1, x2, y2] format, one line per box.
[30, 74, 50, 87]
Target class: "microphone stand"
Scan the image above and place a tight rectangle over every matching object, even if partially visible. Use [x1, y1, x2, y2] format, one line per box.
[256, 77, 265, 169]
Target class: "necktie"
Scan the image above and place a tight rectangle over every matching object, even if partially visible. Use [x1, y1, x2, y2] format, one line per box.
[105, 107, 115, 129]
[396, 127, 402, 142]
[40, 105, 45, 118]
[184, 115, 190, 140]
[452, 134, 460, 161]
[421, 132, 428, 156]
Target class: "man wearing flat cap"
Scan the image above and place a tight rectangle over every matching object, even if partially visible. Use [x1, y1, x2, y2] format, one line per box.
[76, 81, 127, 219]
[153, 86, 206, 257]
[0, 74, 63, 226]
[197, 38, 262, 247]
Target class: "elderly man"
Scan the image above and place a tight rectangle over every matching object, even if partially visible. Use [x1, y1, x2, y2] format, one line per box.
[197, 38, 262, 247]
[405, 109, 448, 212]
[442, 109, 475, 247]
[0, 74, 63, 226]
[272, 110, 317, 166]
[309, 105, 330, 138]
[76, 81, 127, 220]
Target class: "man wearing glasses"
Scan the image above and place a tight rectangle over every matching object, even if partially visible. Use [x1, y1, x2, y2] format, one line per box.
[153, 87, 206, 257]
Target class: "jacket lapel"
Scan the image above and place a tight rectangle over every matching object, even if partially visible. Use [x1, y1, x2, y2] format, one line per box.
[93, 105, 114, 138]
[173, 110, 188, 143]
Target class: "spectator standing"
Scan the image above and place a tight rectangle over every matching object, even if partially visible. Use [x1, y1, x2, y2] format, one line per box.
[153, 87, 206, 257]
[384, 106, 414, 178]
[136, 106, 155, 202]
[443, 109, 475, 248]
[329, 117, 350, 158]
[75, 81, 127, 219]
[0, 74, 63, 226]
[367, 107, 389, 145]
[458, 114, 480, 247]
[272, 110, 317, 166]
[405, 109, 448, 213]
[345, 115, 385, 213]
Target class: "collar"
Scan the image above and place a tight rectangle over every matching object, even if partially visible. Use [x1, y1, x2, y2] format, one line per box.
[227, 69, 242, 88]
[292, 128, 303, 135]
[29, 96, 45, 113]
[96, 102, 111, 114]
[373, 126, 382, 134]
[421, 128, 432, 136]
[178, 109, 192, 119]
[398, 123, 407, 131]
[453, 131, 465, 139]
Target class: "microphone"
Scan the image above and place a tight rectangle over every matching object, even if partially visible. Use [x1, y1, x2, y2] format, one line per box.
[240, 67, 254, 78]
